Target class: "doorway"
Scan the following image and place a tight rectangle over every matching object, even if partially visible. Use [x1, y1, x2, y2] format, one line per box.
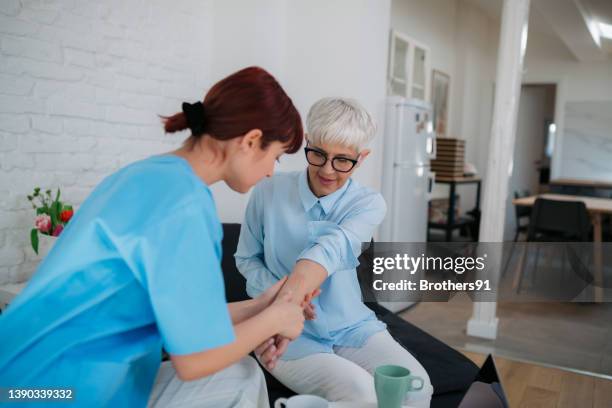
[504, 83, 557, 241]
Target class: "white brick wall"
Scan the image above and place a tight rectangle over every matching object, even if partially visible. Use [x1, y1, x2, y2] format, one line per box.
[0, 0, 214, 284]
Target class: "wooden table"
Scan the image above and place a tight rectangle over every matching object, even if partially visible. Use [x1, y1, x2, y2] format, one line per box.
[549, 178, 612, 189]
[512, 193, 612, 302]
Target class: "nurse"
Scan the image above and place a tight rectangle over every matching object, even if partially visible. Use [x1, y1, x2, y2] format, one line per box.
[236, 97, 434, 407]
[0, 67, 305, 407]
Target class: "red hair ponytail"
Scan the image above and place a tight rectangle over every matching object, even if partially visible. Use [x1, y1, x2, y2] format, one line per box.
[162, 66, 303, 153]
[162, 112, 188, 133]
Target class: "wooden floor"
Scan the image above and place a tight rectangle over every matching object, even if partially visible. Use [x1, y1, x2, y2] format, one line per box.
[460, 351, 612, 408]
[400, 299, 612, 376]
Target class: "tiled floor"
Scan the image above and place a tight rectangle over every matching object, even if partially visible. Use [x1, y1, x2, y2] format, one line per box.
[399, 295, 612, 377]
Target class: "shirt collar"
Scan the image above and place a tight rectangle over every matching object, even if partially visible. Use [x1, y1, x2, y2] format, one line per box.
[298, 169, 351, 215]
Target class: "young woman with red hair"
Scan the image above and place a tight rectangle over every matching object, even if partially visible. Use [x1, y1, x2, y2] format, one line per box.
[0, 67, 305, 407]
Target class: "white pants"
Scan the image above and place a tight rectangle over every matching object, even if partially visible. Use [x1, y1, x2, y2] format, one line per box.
[269, 331, 433, 408]
[148, 356, 269, 408]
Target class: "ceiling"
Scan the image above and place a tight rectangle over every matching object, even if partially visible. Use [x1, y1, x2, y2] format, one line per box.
[464, 0, 612, 60]
[585, 0, 612, 25]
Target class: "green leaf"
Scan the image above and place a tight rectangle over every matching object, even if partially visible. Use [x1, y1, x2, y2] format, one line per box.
[55, 188, 61, 203]
[50, 201, 61, 227]
[31, 229, 39, 254]
[36, 207, 44, 215]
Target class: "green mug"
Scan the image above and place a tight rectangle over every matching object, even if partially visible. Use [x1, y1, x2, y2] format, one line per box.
[374, 365, 424, 408]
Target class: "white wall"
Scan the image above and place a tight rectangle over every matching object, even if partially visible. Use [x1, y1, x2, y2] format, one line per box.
[523, 29, 612, 180]
[0, 0, 392, 285]
[390, 0, 499, 224]
[504, 86, 551, 241]
[561, 101, 612, 182]
[452, 2, 498, 218]
[390, 0, 459, 136]
[0, 0, 212, 284]
[454, 3, 499, 181]
[209, 0, 392, 223]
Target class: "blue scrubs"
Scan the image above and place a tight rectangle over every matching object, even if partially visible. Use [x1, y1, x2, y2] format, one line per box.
[0, 155, 235, 407]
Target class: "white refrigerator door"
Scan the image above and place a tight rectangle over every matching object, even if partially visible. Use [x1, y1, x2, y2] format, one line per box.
[380, 98, 435, 243]
[389, 164, 431, 242]
[396, 103, 436, 166]
[379, 164, 434, 312]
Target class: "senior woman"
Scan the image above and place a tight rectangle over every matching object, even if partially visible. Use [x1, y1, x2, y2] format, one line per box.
[235, 97, 433, 407]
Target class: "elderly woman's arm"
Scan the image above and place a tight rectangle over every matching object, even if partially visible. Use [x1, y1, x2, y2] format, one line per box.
[276, 192, 387, 306]
[275, 260, 327, 304]
[262, 192, 386, 365]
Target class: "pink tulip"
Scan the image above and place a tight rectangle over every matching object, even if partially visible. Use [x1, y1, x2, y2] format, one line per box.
[35, 214, 51, 233]
[52, 224, 64, 237]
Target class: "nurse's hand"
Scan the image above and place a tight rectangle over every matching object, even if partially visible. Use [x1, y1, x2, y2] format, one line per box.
[269, 291, 304, 340]
[258, 276, 288, 309]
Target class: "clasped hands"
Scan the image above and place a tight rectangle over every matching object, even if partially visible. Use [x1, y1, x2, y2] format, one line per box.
[255, 276, 321, 370]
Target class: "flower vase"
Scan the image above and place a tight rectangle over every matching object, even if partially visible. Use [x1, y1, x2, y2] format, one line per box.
[36, 233, 56, 261]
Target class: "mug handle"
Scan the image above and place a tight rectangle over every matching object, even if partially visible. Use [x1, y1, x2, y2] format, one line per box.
[274, 398, 288, 408]
[407, 375, 424, 391]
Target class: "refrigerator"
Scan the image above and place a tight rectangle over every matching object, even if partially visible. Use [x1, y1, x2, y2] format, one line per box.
[378, 96, 436, 312]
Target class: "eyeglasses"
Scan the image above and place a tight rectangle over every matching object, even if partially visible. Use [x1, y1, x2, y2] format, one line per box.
[304, 146, 359, 173]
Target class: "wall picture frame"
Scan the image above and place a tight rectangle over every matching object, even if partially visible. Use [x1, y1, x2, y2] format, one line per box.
[431, 69, 450, 137]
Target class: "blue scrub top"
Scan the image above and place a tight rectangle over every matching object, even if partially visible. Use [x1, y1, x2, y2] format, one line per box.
[0, 155, 235, 407]
[235, 170, 387, 360]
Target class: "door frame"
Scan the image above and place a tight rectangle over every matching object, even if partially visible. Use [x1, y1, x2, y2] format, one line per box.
[520, 76, 567, 180]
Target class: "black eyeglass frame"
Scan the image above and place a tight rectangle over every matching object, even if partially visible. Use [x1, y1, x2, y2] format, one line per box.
[304, 146, 360, 173]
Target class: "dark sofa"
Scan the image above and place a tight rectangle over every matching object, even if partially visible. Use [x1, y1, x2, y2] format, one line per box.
[221, 223, 478, 408]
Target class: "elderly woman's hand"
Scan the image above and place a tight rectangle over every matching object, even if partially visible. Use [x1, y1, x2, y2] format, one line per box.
[255, 287, 321, 369]
[255, 335, 290, 370]
[301, 288, 321, 320]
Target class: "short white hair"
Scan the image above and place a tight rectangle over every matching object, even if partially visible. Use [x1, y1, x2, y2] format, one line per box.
[306, 97, 376, 151]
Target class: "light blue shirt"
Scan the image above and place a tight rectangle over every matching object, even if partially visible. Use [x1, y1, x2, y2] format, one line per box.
[235, 170, 387, 360]
[0, 155, 235, 407]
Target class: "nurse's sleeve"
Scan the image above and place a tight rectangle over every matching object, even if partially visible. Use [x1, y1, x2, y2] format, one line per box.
[137, 201, 235, 355]
[235, 184, 280, 298]
[298, 192, 387, 276]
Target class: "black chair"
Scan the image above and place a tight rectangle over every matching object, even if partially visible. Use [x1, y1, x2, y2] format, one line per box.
[547, 184, 612, 242]
[513, 190, 532, 241]
[514, 199, 592, 294]
[499, 190, 531, 279]
[527, 198, 591, 242]
[221, 223, 479, 408]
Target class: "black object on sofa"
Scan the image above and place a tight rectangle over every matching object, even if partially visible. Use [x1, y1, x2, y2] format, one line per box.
[221, 223, 479, 408]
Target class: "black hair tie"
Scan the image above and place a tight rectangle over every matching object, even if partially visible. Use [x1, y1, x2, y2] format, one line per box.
[182, 101, 206, 135]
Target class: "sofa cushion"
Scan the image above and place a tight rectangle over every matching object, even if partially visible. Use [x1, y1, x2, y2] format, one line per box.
[367, 302, 479, 394]
[221, 223, 250, 302]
